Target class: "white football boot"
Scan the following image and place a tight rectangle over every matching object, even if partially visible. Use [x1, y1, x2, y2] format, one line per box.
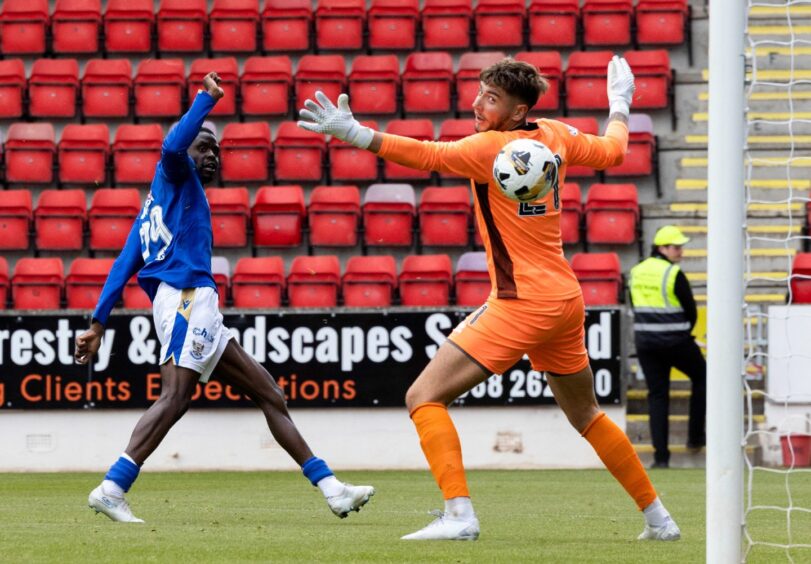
[88, 485, 144, 523]
[326, 483, 375, 518]
[637, 516, 681, 541]
[401, 510, 480, 541]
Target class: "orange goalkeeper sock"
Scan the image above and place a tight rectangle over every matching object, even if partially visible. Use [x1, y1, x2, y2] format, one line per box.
[410, 402, 470, 500]
[582, 411, 657, 510]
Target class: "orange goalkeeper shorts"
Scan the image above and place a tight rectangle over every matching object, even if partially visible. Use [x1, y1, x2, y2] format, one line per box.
[448, 294, 589, 375]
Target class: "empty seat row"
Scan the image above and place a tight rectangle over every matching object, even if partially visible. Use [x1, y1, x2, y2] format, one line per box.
[0, 252, 492, 310]
[0, 0, 690, 56]
[0, 114, 657, 187]
[0, 50, 672, 120]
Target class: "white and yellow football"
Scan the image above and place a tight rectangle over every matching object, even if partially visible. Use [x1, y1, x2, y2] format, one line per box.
[492, 138, 561, 202]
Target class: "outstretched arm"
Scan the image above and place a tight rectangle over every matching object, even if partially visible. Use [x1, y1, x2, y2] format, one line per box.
[161, 71, 224, 182]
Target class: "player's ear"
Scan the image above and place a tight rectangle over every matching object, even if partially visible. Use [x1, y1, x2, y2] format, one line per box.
[512, 103, 529, 123]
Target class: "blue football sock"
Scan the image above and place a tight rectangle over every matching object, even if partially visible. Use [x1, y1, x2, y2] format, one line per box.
[104, 455, 140, 493]
[301, 456, 334, 486]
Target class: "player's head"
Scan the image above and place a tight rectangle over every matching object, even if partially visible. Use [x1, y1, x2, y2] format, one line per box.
[474, 59, 549, 133]
[188, 126, 219, 184]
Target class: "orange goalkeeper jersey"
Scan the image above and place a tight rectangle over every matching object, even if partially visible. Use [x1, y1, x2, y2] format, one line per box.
[378, 118, 629, 301]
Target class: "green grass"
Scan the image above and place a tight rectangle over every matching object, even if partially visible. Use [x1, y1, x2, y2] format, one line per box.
[0, 469, 806, 563]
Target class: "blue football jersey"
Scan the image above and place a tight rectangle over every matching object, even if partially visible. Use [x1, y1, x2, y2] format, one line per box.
[93, 92, 218, 325]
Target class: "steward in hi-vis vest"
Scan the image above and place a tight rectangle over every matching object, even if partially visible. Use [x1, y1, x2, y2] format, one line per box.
[628, 225, 705, 469]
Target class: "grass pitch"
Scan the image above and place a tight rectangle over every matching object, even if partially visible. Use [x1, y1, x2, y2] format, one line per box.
[0, 469, 807, 563]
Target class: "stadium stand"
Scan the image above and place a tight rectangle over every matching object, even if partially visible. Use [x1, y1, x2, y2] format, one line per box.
[232, 256, 285, 307]
[418, 186, 472, 247]
[399, 253, 452, 306]
[157, 0, 207, 53]
[368, 0, 419, 51]
[252, 185, 306, 247]
[635, 0, 690, 49]
[557, 117, 599, 177]
[0, 257, 8, 309]
[349, 55, 401, 116]
[188, 58, 239, 116]
[605, 113, 660, 195]
[528, 0, 579, 48]
[308, 185, 362, 248]
[570, 251, 622, 305]
[584, 183, 640, 246]
[0, 0, 49, 55]
[790, 253, 811, 304]
[315, 0, 366, 51]
[474, 0, 525, 49]
[134, 59, 186, 118]
[328, 120, 381, 182]
[209, 0, 260, 54]
[82, 59, 133, 119]
[104, 0, 154, 54]
[342, 254, 397, 307]
[211, 255, 230, 307]
[383, 120, 434, 180]
[29, 59, 80, 119]
[420, 0, 472, 50]
[564, 50, 613, 111]
[0, 59, 26, 119]
[52, 0, 102, 55]
[112, 124, 163, 185]
[207, 187, 250, 248]
[123, 275, 151, 309]
[581, 0, 633, 47]
[58, 124, 110, 186]
[219, 122, 272, 182]
[0, 189, 33, 250]
[261, 0, 312, 53]
[66, 257, 115, 309]
[294, 55, 347, 115]
[11, 257, 64, 310]
[34, 189, 87, 251]
[560, 182, 583, 245]
[240, 56, 293, 117]
[402, 51, 454, 114]
[454, 251, 490, 307]
[515, 51, 562, 111]
[362, 183, 416, 248]
[273, 121, 326, 182]
[88, 188, 141, 252]
[5, 123, 56, 184]
[287, 254, 341, 307]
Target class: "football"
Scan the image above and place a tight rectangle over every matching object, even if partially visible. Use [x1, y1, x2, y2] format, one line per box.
[492, 138, 561, 202]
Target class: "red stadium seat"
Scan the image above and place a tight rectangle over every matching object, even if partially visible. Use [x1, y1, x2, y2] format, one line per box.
[0, 59, 26, 119]
[210, 0, 260, 53]
[0, 0, 49, 55]
[584, 183, 639, 245]
[12, 257, 64, 310]
[515, 51, 562, 112]
[454, 251, 490, 306]
[315, 0, 365, 51]
[557, 117, 599, 178]
[124, 276, 151, 309]
[287, 255, 341, 308]
[0, 257, 8, 309]
[104, 0, 154, 54]
[274, 122, 326, 182]
[623, 50, 673, 110]
[188, 58, 239, 116]
[342, 255, 397, 307]
[474, 0, 525, 49]
[211, 256, 230, 307]
[383, 120, 434, 181]
[220, 122, 272, 182]
[113, 124, 163, 185]
[5, 123, 56, 184]
[240, 56, 293, 117]
[636, 0, 690, 47]
[421, 0, 472, 50]
[295, 55, 347, 113]
[29, 59, 80, 118]
[605, 113, 657, 180]
[419, 186, 471, 247]
[402, 52, 453, 114]
[368, 0, 419, 51]
[35, 189, 87, 251]
[252, 185, 306, 247]
[308, 185, 361, 248]
[134, 59, 185, 118]
[349, 56, 400, 115]
[82, 59, 133, 119]
[66, 258, 114, 309]
[528, 0, 579, 48]
[329, 121, 381, 182]
[206, 187, 250, 248]
[58, 124, 110, 186]
[261, 0, 312, 52]
[232, 256, 285, 308]
[399, 254, 452, 306]
[564, 51, 613, 111]
[582, 0, 633, 46]
[437, 119, 475, 180]
[560, 182, 582, 244]
[0, 189, 33, 250]
[363, 183, 416, 248]
[790, 253, 811, 304]
[157, 0, 207, 53]
[456, 51, 506, 113]
[88, 188, 140, 251]
[571, 252, 622, 305]
[52, 0, 102, 54]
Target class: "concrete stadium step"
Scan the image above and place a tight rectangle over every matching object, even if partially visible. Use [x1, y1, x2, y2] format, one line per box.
[632, 444, 762, 468]
[748, 6, 811, 18]
[664, 201, 804, 217]
[627, 414, 766, 445]
[683, 134, 811, 149]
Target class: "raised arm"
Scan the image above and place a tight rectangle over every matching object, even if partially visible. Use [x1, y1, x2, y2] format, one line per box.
[161, 72, 224, 182]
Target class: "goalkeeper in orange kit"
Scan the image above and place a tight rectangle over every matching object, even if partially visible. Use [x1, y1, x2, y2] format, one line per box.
[298, 55, 681, 542]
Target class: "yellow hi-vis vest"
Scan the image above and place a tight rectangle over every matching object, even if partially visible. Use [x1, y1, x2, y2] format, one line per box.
[629, 256, 691, 347]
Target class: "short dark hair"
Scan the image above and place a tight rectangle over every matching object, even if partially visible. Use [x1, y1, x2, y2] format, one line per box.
[479, 59, 549, 108]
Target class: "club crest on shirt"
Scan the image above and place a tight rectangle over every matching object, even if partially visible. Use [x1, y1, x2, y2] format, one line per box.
[190, 340, 205, 360]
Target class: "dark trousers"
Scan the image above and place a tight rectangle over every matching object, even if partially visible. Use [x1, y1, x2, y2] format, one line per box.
[637, 340, 707, 464]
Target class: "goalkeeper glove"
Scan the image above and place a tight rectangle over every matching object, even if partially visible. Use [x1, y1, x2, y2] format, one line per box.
[607, 55, 636, 117]
[297, 91, 374, 150]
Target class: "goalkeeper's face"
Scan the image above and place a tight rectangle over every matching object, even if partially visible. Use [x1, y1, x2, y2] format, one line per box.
[472, 82, 530, 133]
[189, 131, 220, 184]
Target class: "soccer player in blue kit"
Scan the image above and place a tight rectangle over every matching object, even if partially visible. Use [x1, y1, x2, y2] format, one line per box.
[75, 72, 374, 523]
